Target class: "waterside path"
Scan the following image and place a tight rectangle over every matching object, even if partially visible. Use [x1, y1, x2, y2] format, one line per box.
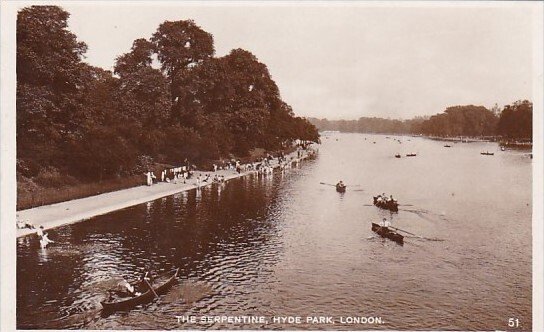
[16, 150, 313, 238]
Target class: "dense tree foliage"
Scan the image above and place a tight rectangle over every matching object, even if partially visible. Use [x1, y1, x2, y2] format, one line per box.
[310, 102, 532, 141]
[17, 6, 319, 186]
[497, 100, 532, 140]
[418, 105, 498, 137]
[308, 117, 426, 134]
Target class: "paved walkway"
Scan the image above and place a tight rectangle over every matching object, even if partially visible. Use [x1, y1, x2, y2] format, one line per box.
[16, 152, 311, 238]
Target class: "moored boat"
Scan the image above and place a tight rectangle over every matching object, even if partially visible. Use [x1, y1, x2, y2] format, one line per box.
[373, 196, 399, 212]
[101, 268, 180, 312]
[371, 223, 403, 245]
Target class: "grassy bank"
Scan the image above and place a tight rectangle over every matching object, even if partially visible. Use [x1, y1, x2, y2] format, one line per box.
[17, 175, 145, 210]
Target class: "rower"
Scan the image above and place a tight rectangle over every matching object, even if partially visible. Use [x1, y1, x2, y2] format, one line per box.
[116, 279, 141, 298]
[336, 180, 345, 187]
[382, 218, 390, 228]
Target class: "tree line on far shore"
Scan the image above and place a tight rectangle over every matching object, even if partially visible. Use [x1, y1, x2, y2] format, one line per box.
[308, 101, 532, 140]
[17, 5, 320, 189]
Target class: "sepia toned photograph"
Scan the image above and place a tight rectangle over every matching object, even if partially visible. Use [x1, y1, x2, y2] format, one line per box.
[1, 1, 543, 331]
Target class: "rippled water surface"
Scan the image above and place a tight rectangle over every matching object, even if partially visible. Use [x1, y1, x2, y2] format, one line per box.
[17, 133, 532, 330]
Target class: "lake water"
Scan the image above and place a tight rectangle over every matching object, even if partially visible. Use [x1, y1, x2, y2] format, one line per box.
[17, 133, 533, 330]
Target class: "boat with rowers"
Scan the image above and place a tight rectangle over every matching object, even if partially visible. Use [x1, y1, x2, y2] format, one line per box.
[373, 195, 399, 212]
[101, 268, 180, 312]
[371, 222, 403, 245]
[336, 181, 347, 193]
[480, 151, 494, 156]
[406, 153, 417, 157]
[395, 154, 401, 158]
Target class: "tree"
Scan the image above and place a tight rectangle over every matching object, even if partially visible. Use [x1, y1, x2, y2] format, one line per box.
[497, 100, 532, 140]
[151, 20, 215, 104]
[114, 38, 154, 77]
[17, 6, 87, 91]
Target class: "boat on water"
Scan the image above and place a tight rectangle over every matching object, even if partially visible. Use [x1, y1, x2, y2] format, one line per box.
[101, 268, 180, 312]
[373, 196, 399, 212]
[480, 151, 494, 156]
[406, 153, 417, 157]
[336, 183, 346, 193]
[371, 223, 403, 245]
[395, 154, 401, 158]
[444, 145, 452, 148]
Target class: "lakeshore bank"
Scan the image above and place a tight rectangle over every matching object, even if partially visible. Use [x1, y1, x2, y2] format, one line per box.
[16, 150, 314, 238]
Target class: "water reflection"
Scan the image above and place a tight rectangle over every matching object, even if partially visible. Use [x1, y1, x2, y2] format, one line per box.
[17, 134, 532, 330]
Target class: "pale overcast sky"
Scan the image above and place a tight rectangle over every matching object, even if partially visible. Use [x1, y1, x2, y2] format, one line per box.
[52, 2, 535, 120]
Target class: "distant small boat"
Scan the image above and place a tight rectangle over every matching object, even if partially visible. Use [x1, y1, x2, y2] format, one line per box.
[406, 153, 417, 157]
[395, 154, 401, 158]
[480, 151, 494, 156]
[373, 142, 376, 144]
[373, 196, 399, 212]
[336, 183, 346, 193]
[444, 145, 452, 148]
[500, 146, 505, 151]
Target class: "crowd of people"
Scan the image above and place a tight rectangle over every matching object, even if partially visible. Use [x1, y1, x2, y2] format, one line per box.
[144, 148, 316, 188]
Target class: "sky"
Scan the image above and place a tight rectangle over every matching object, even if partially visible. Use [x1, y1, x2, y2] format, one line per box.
[51, 2, 536, 120]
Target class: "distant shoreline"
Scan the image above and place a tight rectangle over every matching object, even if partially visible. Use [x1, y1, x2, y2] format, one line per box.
[321, 131, 533, 149]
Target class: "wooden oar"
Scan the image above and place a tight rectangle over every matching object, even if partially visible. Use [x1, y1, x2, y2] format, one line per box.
[319, 182, 335, 186]
[144, 278, 159, 299]
[389, 226, 444, 241]
[388, 226, 417, 236]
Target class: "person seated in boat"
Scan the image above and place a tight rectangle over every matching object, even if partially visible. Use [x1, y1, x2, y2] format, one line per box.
[382, 218, 390, 227]
[140, 271, 153, 284]
[389, 195, 395, 202]
[113, 279, 141, 298]
[336, 181, 345, 188]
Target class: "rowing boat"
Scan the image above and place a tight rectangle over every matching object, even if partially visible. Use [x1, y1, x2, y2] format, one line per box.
[394, 154, 401, 158]
[336, 184, 346, 193]
[101, 268, 180, 312]
[371, 223, 404, 245]
[480, 151, 494, 155]
[373, 196, 399, 212]
[406, 153, 417, 157]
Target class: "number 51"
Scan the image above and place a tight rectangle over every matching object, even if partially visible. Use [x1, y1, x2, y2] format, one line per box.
[508, 318, 520, 328]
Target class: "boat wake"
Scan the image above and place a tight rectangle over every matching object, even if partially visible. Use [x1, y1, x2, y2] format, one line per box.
[162, 280, 212, 304]
[400, 208, 450, 223]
